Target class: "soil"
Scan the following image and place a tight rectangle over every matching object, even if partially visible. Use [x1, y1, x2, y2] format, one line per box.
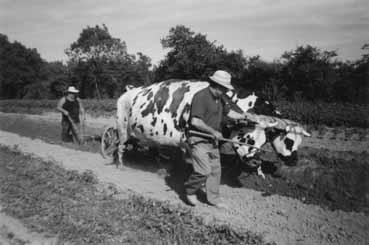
[0, 112, 368, 245]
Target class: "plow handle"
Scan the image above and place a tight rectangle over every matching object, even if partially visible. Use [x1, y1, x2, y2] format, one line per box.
[67, 115, 82, 144]
[187, 130, 266, 152]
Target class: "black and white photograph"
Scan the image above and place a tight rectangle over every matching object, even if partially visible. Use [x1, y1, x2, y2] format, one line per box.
[0, 0, 368, 244]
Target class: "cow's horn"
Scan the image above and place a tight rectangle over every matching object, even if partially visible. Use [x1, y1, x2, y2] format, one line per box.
[302, 129, 311, 137]
[286, 124, 312, 137]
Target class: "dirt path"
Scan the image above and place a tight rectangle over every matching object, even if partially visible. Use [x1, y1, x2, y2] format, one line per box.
[0, 130, 368, 245]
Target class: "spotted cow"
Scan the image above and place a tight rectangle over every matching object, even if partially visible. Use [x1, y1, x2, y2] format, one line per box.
[116, 80, 310, 175]
[224, 90, 310, 177]
[116, 80, 276, 166]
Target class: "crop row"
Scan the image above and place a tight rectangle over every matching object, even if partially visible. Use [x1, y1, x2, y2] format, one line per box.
[0, 99, 368, 128]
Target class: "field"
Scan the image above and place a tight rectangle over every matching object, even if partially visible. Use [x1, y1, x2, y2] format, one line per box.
[1, 99, 368, 128]
[0, 102, 368, 244]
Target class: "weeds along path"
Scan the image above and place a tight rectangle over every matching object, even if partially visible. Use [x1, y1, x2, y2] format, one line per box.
[0, 209, 58, 245]
[0, 130, 369, 245]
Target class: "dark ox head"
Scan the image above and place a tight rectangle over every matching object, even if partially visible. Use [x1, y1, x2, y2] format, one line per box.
[226, 90, 309, 166]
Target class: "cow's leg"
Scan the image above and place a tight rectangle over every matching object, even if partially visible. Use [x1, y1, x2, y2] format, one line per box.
[257, 166, 266, 179]
[116, 117, 128, 169]
[116, 97, 130, 169]
[150, 147, 169, 177]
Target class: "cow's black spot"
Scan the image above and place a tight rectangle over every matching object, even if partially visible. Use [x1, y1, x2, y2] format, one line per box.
[150, 133, 154, 136]
[142, 88, 152, 97]
[176, 103, 191, 130]
[139, 103, 146, 109]
[251, 96, 278, 116]
[163, 123, 167, 135]
[141, 100, 155, 117]
[147, 91, 154, 100]
[161, 119, 164, 123]
[151, 117, 157, 126]
[248, 101, 252, 107]
[132, 123, 137, 130]
[129, 108, 132, 117]
[284, 138, 294, 151]
[155, 131, 158, 135]
[132, 95, 139, 106]
[165, 108, 170, 113]
[240, 138, 246, 143]
[247, 138, 255, 145]
[162, 79, 181, 85]
[124, 117, 127, 122]
[173, 119, 178, 130]
[153, 84, 169, 114]
[137, 125, 144, 133]
[169, 83, 190, 118]
[170, 131, 173, 137]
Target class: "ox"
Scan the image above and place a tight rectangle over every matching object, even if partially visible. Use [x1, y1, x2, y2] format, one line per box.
[116, 80, 309, 177]
[221, 90, 310, 177]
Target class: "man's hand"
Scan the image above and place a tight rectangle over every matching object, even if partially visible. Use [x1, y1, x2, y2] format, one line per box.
[212, 131, 223, 140]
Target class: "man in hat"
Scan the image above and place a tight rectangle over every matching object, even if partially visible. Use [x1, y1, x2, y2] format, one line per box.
[56, 86, 85, 143]
[184, 70, 247, 208]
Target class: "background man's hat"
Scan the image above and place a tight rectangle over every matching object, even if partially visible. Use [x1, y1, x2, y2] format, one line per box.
[67, 86, 79, 93]
[209, 70, 234, 90]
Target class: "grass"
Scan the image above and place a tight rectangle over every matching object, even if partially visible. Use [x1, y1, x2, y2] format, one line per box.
[275, 100, 369, 128]
[0, 146, 270, 245]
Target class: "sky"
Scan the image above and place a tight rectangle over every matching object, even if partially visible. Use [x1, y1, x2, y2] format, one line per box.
[1, 0, 368, 65]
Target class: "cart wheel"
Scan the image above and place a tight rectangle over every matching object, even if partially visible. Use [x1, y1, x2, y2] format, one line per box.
[101, 126, 119, 160]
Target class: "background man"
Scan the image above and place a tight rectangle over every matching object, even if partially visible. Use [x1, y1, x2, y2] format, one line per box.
[185, 70, 247, 208]
[56, 86, 85, 143]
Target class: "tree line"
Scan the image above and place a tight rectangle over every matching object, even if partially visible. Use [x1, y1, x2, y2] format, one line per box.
[0, 25, 368, 104]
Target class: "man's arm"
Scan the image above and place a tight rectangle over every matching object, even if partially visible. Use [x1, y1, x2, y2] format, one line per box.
[56, 97, 68, 116]
[191, 117, 223, 139]
[226, 110, 247, 120]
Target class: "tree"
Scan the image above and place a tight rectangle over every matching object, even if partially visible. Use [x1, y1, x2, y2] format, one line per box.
[240, 56, 285, 101]
[0, 33, 45, 99]
[280, 45, 338, 101]
[154, 25, 247, 84]
[66, 24, 151, 98]
[349, 44, 369, 104]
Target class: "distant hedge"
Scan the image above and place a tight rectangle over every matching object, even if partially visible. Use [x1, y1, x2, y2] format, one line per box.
[0, 99, 368, 128]
[275, 101, 368, 128]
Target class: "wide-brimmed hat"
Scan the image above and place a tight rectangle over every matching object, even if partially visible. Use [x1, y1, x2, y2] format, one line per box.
[66, 86, 79, 93]
[209, 70, 234, 90]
